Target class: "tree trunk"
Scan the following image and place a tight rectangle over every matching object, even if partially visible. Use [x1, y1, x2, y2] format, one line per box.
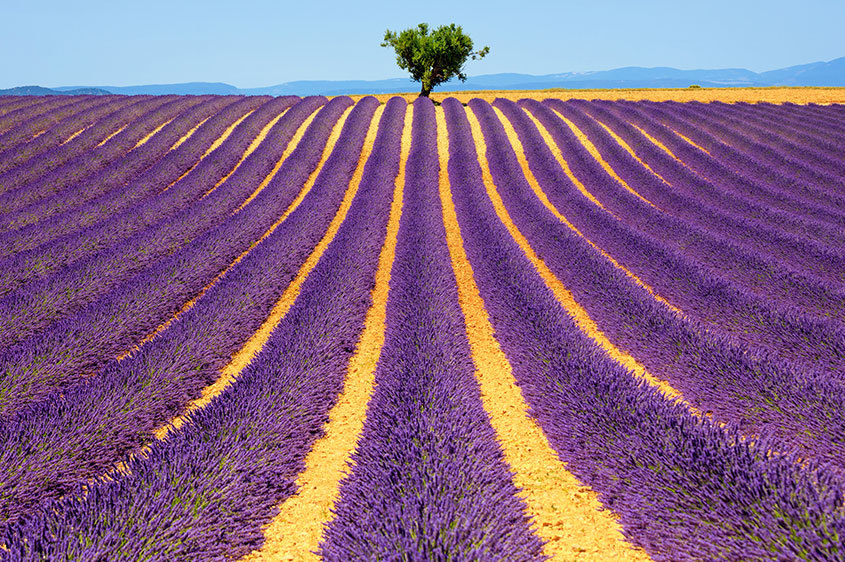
[419, 84, 431, 98]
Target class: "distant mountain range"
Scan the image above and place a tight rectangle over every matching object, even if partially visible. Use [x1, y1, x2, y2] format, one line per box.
[4, 57, 844, 97]
[0, 85, 112, 96]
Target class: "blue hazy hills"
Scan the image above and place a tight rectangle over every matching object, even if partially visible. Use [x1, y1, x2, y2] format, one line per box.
[4, 56, 844, 96]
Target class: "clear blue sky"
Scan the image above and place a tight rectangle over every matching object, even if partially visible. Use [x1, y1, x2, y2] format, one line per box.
[2, 0, 843, 88]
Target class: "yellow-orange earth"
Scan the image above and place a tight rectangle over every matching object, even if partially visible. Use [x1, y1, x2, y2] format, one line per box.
[347, 86, 845, 104]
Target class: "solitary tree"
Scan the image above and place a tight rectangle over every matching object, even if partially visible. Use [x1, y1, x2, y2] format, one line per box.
[381, 23, 489, 98]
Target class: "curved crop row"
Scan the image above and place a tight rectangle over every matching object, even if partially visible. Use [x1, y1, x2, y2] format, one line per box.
[580, 100, 845, 244]
[0, 96, 165, 196]
[0, 95, 842, 560]
[0, 96, 203, 218]
[0, 96, 244, 232]
[468, 98, 845, 470]
[628, 100, 845, 222]
[447, 97, 845, 560]
[322, 97, 543, 561]
[0, 96, 104, 153]
[547, 100, 845, 287]
[679, 101, 845, 186]
[0, 97, 353, 415]
[1, 96, 393, 561]
[0, 96, 139, 176]
[782, 103, 845, 136]
[0, 97, 52, 123]
[0, 97, 66, 131]
[0, 97, 326, 348]
[514, 100, 845, 326]
[502, 100, 845, 373]
[0, 96, 299, 296]
[633, 101, 845, 217]
[0, 97, 379, 532]
[721, 103, 845, 162]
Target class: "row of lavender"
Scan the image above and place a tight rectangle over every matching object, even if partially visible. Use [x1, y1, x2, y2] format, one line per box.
[0, 96, 207, 217]
[0, 96, 141, 178]
[452, 97, 845, 559]
[513, 101, 845, 375]
[0, 95, 375, 547]
[552, 100, 845, 352]
[624, 101, 845, 227]
[321, 98, 543, 560]
[1, 97, 416, 558]
[0, 96, 117, 161]
[0, 96, 286, 293]
[0, 96, 164, 200]
[0, 97, 843, 559]
[547, 100, 845, 316]
[500, 99, 845, 465]
[1, 96, 554, 561]
[0, 96, 340, 413]
[632, 101, 844, 247]
[327, 98, 845, 558]
[0, 96, 367, 420]
[553, 101, 845, 284]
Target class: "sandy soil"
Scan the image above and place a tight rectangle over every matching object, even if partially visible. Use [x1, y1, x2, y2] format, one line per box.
[169, 116, 210, 152]
[438, 106, 652, 560]
[243, 104, 403, 562]
[96, 124, 127, 146]
[160, 111, 258, 195]
[104, 106, 359, 489]
[348, 87, 845, 105]
[201, 109, 278, 198]
[154, 106, 355, 442]
[493, 105, 681, 316]
[116, 107, 307, 363]
[549, 108, 662, 209]
[465, 105, 685, 406]
[133, 118, 173, 149]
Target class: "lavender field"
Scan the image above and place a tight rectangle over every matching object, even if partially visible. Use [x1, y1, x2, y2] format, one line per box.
[0, 93, 843, 561]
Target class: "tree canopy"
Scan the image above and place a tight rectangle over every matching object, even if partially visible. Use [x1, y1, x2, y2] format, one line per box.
[381, 23, 489, 98]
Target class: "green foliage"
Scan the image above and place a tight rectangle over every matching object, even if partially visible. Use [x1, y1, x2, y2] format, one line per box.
[381, 23, 489, 97]
[689, 84, 702, 89]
